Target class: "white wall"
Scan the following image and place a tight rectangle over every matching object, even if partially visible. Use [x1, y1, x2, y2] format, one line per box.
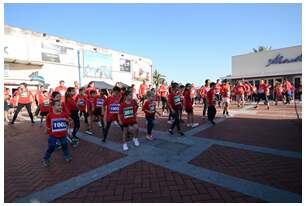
[232, 46, 302, 77]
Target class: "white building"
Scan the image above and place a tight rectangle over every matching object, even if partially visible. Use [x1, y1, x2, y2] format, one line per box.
[4, 25, 153, 93]
[225, 45, 302, 89]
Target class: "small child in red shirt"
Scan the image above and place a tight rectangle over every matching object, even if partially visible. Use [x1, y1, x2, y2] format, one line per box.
[118, 89, 139, 151]
[183, 83, 199, 128]
[94, 89, 108, 128]
[42, 101, 73, 167]
[207, 82, 217, 125]
[274, 82, 284, 105]
[142, 91, 161, 141]
[168, 82, 184, 136]
[39, 90, 50, 127]
[85, 90, 97, 135]
[75, 87, 88, 124]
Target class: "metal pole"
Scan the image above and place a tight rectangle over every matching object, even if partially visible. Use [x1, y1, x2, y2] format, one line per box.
[77, 50, 82, 86]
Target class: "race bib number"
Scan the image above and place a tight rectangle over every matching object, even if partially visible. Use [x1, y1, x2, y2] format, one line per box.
[258, 89, 264, 93]
[96, 99, 104, 107]
[109, 104, 120, 114]
[78, 99, 85, 106]
[20, 92, 28, 98]
[51, 118, 67, 133]
[149, 104, 155, 113]
[60, 90, 65, 96]
[43, 100, 49, 106]
[123, 107, 134, 119]
[174, 95, 181, 106]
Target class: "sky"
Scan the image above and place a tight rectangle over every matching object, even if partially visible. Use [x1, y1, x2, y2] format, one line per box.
[4, 3, 302, 86]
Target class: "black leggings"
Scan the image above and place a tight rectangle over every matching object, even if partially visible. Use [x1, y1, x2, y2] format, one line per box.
[35, 105, 40, 116]
[170, 110, 181, 131]
[146, 116, 155, 135]
[257, 93, 268, 104]
[161, 97, 168, 113]
[71, 110, 80, 138]
[11, 103, 34, 123]
[203, 97, 208, 117]
[207, 105, 216, 122]
[103, 120, 123, 141]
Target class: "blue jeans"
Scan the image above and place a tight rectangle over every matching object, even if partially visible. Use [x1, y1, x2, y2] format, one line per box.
[43, 136, 70, 160]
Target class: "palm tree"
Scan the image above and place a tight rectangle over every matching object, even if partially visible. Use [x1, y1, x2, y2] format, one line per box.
[153, 69, 166, 88]
[252, 46, 272, 53]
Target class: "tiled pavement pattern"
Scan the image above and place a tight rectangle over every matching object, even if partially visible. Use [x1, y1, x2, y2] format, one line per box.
[5, 102, 302, 203]
[54, 160, 264, 203]
[5, 124, 126, 202]
[190, 145, 302, 194]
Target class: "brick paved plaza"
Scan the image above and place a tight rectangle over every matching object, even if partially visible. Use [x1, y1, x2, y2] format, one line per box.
[4, 102, 302, 203]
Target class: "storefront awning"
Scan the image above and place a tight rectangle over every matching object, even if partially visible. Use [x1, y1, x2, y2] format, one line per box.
[5, 58, 44, 66]
[223, 70, 302, 80]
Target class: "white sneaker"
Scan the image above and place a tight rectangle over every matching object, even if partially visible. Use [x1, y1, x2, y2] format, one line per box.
[186, 123, 191, 127]
[133, 138, 140, 146]
[97, 121, 102, 127]
[167, 120, 173, 124]
[85, 130, 93, 135]
[123, 143, 129, 151]
[80, 116, 84, 121]
[192, 123, 199, 128]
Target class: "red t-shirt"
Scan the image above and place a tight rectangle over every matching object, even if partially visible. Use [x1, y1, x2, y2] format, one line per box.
[183, 90, 193, 110]
[283, 81, 292, 92]
[215, 83, 221, 94]
[275, 86, 283, 97]
[39, 96, 50, 113]
[46, 112, 70, 138]
[95, 95, 107, 108]
[17, 89, 32, 104]
[75, 94, 87, 112]
[86, 87, 97, 96]
[55, 86, 67, 102]
[139, 84, 147, 96]
[119, 101, 138, 125]
[86, 96, 96, 114]
[168, 92, 182, 110]
[105, 95, 121, 121]
[221, 83, 230, 98]
[235, 85, 245, 95]
[142, 100, 156, 118]
[65, 96, 78, 113]
[207, 89, 216, 106]
[4, 90, 10, 97]
[160, 85, 167, 97]
[258, 84, 268, 94]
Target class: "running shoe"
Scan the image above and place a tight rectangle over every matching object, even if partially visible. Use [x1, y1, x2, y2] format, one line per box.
[168, 129, 174, 135]
[133, 138, 140, 146]
[85, 130, 93, 135]
[64, 155, 72, 162]
[192, 123, 199, 128]
[123, 143, 129, 151]
[42, 159, 50, 167]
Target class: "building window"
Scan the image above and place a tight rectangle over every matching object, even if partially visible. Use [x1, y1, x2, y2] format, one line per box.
[120, 59, 131, 72]
[4, 64, 9, 77]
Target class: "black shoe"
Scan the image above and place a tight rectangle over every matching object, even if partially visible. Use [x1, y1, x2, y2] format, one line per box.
[178, 131, 185, 136]
[9, 122, 14, 125]
[101, 138, 106, 142]
[168, 129, 174, 135]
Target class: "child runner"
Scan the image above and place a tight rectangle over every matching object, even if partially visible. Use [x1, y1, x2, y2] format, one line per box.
[75, 87, 88, 123]
[235, 81, 245, 108]
[159, 80, 168, 116]
[118, 89, 140, 151]
[221, 79, 231, 116]
[202, 79, 211, 119]
[184, 83, 199, 128]
[207, 82, 217, 125]
[54, 80, 67, 103]
[39, 90, 50, 127]
[215, 79, 222, 108]
[274, 82, 284, 105]
[142, 91, 161, 140]
[168, 82, 185, 136]
[85, 90, 97, 135]
[65, 87, 80, 147]
[10, 82, 35, 125]
[94, 89, 108, 128]
[102, 86, 122, 142]
[254, 80, 270, 109]
[251, 82, 258, 103]
[178, 84, 185, 123]
[42, 101, 72, 167]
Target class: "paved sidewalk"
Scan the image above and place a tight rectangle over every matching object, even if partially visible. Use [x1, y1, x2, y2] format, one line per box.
[5, 102, 302, 203]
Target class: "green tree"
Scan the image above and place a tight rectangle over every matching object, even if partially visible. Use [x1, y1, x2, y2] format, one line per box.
[153, 69, 166, 88]
[252, 46, 272, 53]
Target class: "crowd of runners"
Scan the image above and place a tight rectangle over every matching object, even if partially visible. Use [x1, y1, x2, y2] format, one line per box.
[3, 77, 301, 167]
